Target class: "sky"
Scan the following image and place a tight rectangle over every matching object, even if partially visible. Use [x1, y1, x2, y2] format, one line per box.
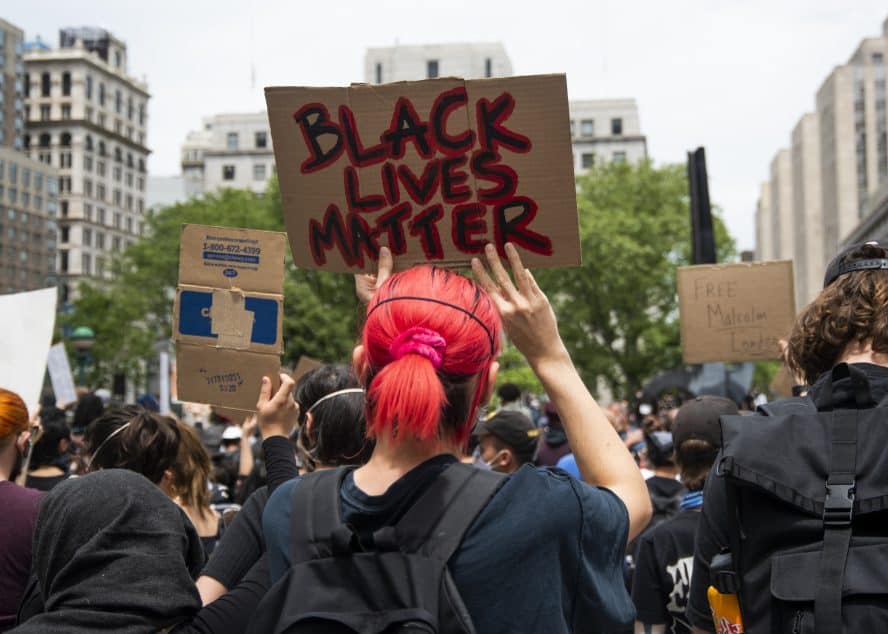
[6, 0, 888, 251]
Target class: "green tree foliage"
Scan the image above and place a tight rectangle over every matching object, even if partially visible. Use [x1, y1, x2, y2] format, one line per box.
[64, 178, 359, 387]
[536, 160, 735, 398]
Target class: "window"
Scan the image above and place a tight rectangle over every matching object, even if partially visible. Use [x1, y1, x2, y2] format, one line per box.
[126, 216, 133, 232]
[21, 192, 29, 208]
[83, 228, 92, 246]
[61, 225, 69, 242]
[97, 160, 106, 176]
[41, 72, 50, 97]
[226, 133, 239, 151]
[96, 257, 105, 277]
[98, 82, 105, 106]
[126, 172, 133, 186]
[375, 62, 383, 84]
[60, 152, 72, 168]
[114, 147, 122, 163]
[127, 96, 133, 120]
[580, 120, 594, 137]
[96, 232, 105, 249]
[85, 75, 92, 99]
[84, 155, 93, 171]
[40, 105, 50, 121]
[427, 60, 439, 79]
[114, 166, 122, 182]
[8, 163, 16, 183]
[115, 119, 122, 134]
[112, 236, 121, 252]
[61, 104, 71, 119]
[60, 201, 68, 217]
[22, 168, 30, 188]
[874, 52, 884, 65]
[83, 179, 93, 197]
[114, 50, 121, 68]
[85, 135, 93, 152]
[612, 151, 627, 163]
[113, 190, 121, 206]
[62, 72, 71, 96]
[7, 189, 16, 204]
[115, 90, 122, 114]
[23, 73, 29, 98]
[60, 132, 71, 147]
[113, 212, 121, 228]
[138, 103, 145, 126]
[98, 141, 106, 157]
[60, 251, 68, 273]
[253, 163, 267, 181]
[255, 131, 267, 148]
[84, 204, 92, 221]
[97, 208, 106, 225]
[485, 58, 492, 78]
[97, 184, 106, 201]
[125, 194, 132, 211]
[222, 165, 235, 180]
[126, 153, 133, 169]
[611, 118, 623, 135]
[34, 173, 42, 190]
[98, 113, 106, 128]
[34, 195, 42, 211]
[81, 253, 91, 275]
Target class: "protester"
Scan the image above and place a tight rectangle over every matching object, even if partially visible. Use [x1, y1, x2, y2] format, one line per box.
[688, 242, 888, 631]
[639, 415, 684, 528]
[170, 421, 226, 557]
[23, 419, 71, 492]
[0, 388, 39, 632]
[472, 409, 539, 473]
[68, 392, 104, 475]
[534, 401, 573, 466]
[220, 425, 242, 455]
[195, 363, 368, 606]
[631, 396, 737, 634]
[256, 244, 651, 633]
[497, 382, 534, 420]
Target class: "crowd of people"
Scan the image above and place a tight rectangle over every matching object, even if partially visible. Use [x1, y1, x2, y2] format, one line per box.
[1, 240, 887, 632]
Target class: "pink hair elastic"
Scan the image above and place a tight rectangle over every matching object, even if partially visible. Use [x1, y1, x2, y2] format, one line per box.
[389, 327, 447, 369]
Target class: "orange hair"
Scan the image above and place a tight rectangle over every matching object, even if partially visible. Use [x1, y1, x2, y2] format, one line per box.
[361, 266, 501, 445]
[0, 388, 29, 440]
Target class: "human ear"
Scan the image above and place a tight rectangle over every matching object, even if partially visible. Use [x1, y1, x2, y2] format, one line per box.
[352, 344, 369, 384]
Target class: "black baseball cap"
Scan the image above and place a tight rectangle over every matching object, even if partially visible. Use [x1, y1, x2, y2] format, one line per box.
[823, 241, 888, 288]
[473, 410, 540, 456]
[673, 396, 739, 449]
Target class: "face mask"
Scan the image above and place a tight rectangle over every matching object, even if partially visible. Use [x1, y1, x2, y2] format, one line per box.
[639, 403, 653, 416]
[472, 446, 506, 472]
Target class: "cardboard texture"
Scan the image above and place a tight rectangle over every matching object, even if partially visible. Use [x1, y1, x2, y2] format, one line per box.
[173, 224, 287, 411]
[265, 74, 580, 272]
[292, 355, 324, 382]
[677, 260, 796, 364]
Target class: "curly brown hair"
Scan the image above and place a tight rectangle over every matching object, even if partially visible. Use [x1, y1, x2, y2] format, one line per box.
[786, 243, 888, 385]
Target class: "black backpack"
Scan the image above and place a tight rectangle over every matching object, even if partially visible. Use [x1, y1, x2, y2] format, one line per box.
[716, 363, 888, 633]
[247, 462, 504, 634]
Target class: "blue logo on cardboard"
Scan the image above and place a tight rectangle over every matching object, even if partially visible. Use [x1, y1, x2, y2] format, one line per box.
[223, 268, 238, 278]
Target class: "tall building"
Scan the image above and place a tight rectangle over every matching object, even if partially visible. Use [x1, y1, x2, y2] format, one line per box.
[364, 42, 512, 83]
[755, 182, 773, 261]
[24, 27, 149, 302]
[180, 112, 274, 196]
[0, 147, 59, 293]
[0, 19, 25, 150]
[569, 99, 647, 172]
[756, 15, 888, 307]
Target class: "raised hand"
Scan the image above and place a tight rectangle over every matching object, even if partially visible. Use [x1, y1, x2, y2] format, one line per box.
[256, 373, 298, 439]
[355, 246, 393, 305]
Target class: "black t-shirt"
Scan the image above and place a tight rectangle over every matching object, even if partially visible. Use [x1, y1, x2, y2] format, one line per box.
[631, 510, 699, 633]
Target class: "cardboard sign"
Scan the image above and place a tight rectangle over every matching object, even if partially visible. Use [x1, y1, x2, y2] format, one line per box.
[47, 343, 78, 407]
[265, 74, 580, 272]
[292, 355, 324, 382]
[172, 224, 287, 411]
[0, 287, 57, 418]
[677, 261, 795, 364]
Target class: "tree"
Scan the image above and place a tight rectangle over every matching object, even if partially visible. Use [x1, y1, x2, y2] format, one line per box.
[65, 178, 360, 389]
[536, 160, 735, 398]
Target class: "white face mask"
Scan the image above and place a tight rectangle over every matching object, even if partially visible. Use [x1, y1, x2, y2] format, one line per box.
[639, 403, 653, 416]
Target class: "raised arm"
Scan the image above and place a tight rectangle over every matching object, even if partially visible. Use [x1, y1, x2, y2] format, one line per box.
[472, 243, 652, 542]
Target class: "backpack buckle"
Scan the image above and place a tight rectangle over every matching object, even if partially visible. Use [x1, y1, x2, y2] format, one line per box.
[823, 481, 855, 527]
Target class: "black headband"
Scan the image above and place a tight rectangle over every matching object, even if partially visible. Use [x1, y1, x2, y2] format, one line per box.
[826, 258, 888, 286]
[366, 295, 497, 355]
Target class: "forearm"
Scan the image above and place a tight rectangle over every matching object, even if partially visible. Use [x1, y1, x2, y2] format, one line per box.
[531, 350, 651, 540]
[238, 438, 254, 477]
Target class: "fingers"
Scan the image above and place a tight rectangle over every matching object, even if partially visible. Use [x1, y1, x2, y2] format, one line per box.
[256, 376, 274, 409]
[377, 246, 393, 286]
[484, 244, 520, 303]
[504, 243, 535, 298]
[271, 373, 295, 406]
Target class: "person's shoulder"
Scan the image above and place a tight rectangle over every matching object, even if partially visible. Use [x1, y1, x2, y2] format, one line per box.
[265, 476, 301, 510]
[499, 465, 628, 519]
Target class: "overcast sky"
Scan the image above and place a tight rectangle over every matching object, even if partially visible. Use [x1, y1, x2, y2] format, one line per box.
[7, 0, 888, 250]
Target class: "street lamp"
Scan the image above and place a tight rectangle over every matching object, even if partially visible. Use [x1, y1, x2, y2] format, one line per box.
[70, 326, 95, 387]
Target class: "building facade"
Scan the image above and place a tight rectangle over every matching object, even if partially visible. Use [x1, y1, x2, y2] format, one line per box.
[180, 112, 274, 196]
[756, 15, 888, 307]
[0, 19, 25, 150]
[569, 99, 647, 172]
[24, 27, 149, 302]
[0, 147, 59, 293]
[364, 42, 512, 84]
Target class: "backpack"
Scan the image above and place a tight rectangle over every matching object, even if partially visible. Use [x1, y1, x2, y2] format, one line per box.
[247, 462, 504, 634]
[716, 363, 888, 633]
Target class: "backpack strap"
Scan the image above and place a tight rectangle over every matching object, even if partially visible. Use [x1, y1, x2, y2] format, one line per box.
[756, 396, 817, 417]
[290, 467, 355, 562]
[374, 462, 505, 563]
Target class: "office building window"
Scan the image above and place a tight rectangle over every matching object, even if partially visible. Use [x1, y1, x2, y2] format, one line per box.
[23, 73, 29, 98]
[485, 58, 492, 78]
[85, 75, 92, 99]
[127, 96, 133, 120]
[81, 253, 91, 275]
[223, 165, 235, 180]
[61, 200, 68, 217]
[61, 104, 71, 119]
[62, 72, 71, 96]
[581, 153, 595, 168]
[41, 72, 50, 97]
[96, 232, 104, 249]
[60, 225, 69, 242]
[83, 228, 92, 247]
[126, 216, 133, 233]
[226, 133, 238, 151]
[255, 131, 267, 148]
[113, 212, 121, 228]
[253, 163, 266, 181]
[427, 60, 439, 79]
[40, 105, 50, 121]
[60, 251, 68, 273]
[613, 151, 627, 163]
[580, 120, 594, 137]
[99, 82, 105, 106]
[115, 90, 122, 114]
[611, 118, 623, 135]
[97, 208, 106, 225]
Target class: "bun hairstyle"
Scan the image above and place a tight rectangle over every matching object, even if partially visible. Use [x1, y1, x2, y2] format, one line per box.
[85, 405, 181, 484]
[0, 388, 28, 442]
[361, 266, 502, 445]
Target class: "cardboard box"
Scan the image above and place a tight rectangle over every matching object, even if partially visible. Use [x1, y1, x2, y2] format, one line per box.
[677, 260, 796, 364]
[172, 224, 287, 411]
[265, 74, 580, 272]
